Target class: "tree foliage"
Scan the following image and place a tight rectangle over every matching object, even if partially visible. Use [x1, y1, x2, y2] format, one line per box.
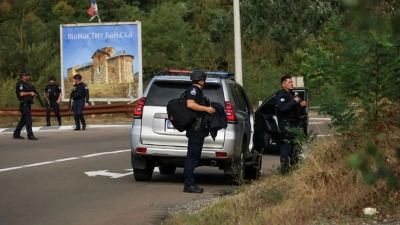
[0, 0, 346, 98]
[291, 0, 400, 189]
[0, 0, 398, 109]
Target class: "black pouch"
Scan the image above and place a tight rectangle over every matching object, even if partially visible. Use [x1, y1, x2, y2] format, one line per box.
[166, 91, 197, 132]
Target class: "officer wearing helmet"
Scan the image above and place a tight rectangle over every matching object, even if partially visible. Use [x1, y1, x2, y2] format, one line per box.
[183, 70, 216, 193]
[13, 70, 38, 140]
[44, 75, 62, 126]
[70, 74, 90, 130]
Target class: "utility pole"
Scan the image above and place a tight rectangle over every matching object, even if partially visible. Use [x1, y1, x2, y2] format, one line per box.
[233, 0, 243, 86]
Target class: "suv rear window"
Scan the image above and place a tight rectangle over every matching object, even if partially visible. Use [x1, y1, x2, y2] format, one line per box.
[146, 81, 224, 107]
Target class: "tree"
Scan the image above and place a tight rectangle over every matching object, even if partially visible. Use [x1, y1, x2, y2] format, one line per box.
[240, 0, 344, 64]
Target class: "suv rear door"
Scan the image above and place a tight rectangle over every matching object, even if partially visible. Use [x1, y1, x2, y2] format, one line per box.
[140, 78, 226, 148]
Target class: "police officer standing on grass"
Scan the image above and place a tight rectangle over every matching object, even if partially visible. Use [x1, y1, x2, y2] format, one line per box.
[276, 75, 307, 174]
[44, 75, 62, 126]
[183, 70, 216, 193]
[13, 70, 38, 140]
[70, 74, 89, 131]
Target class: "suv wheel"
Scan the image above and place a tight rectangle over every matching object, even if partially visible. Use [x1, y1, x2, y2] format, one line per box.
[225, 155, 244, 185]
[226, 142, 247, 185]
[158, 165, 176, 175]
[244, 147, 262, 180]
[134, 165, 155, 181]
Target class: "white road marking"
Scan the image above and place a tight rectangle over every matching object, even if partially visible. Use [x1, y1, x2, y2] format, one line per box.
[309, 118, 331, 121]
[85, 168, 161, 179]
[317, 134, 332, 137]
[0, 149, 130, 173]
[85, 169, 133, 178]
[309, 122, 326, 125]
[54, 157, 79, 162]
[81, 149, 129, 158]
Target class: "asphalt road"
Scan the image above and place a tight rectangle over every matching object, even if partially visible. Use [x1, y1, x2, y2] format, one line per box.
[0, 117, 331, 225]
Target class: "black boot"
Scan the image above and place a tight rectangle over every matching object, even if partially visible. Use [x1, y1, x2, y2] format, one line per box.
[28, 135, 38, 140]
[81, 117, 86, 130]
[280, 158, 290, 175]
[74, 122, 81, 130]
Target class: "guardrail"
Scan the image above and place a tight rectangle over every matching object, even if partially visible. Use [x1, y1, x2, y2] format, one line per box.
[1, 103, 321, 117]
[0, 103, 137, 117]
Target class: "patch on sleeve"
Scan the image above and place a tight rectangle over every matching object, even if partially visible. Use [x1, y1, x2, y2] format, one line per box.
[190, 88, 197, 96]
[19, 85, 23, 90]
[280, 98, 285, 102]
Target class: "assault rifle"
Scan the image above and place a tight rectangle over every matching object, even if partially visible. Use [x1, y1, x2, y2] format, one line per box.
[68, 93, 73, 121]
[31, 85, 45, 108]
[68, 93, 72, 112]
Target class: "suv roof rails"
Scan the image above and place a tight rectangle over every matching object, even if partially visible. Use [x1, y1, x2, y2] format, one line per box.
[155, 69, 235, 79]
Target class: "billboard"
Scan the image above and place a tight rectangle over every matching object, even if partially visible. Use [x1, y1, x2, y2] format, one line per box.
[60, 22, 143, 102]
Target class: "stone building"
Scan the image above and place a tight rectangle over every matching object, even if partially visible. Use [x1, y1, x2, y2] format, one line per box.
[67, 47, 134, 84]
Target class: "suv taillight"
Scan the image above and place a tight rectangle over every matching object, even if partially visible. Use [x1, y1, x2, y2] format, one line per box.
[225, 101, 237, 122]
[133, 97, 146, 118]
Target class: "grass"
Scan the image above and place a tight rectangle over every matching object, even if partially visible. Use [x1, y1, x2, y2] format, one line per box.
[64, 80, 139, 98]
[161, 105, 400, 225]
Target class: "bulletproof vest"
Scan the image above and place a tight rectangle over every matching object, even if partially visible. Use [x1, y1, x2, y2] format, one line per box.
[186, 86, 208, 118]
[71, 83, 85, 100]
[46, 84, 60, 100]
[276, 90, 300, 120]
[16, 81, 34, 102]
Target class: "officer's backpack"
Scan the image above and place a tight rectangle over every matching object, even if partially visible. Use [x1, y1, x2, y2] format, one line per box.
[166, 91, 197, 132]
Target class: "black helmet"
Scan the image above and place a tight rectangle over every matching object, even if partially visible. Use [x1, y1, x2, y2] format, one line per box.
[49, 75, 56, 81]
[19, 70, 31, 77]
[73, 74, 82, 80]
[190, 70, 206, 81]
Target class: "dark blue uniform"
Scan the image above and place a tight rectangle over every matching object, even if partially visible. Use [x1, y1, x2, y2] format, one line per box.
[45, 83, 62, 126]
[13, 80, 35, 138]
[183, 85, 208, 188]
[276, 89, 305, 173]
[70, 82, 89, 130]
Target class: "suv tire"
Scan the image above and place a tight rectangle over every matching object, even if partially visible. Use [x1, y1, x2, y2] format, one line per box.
[244, 148, 262, 180]
[226, 141, 247, 185]
[134, 165, 154, 181]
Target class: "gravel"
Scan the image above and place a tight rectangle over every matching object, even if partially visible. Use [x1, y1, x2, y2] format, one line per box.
[152, 191, 227, 216]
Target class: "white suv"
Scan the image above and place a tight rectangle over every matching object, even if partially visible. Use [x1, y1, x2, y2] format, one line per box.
[130, 70, 262, 183]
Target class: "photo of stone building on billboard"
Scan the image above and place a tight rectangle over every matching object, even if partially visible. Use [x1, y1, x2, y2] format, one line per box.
[60, 22, 143, 101]
[67, 47, 134, 85]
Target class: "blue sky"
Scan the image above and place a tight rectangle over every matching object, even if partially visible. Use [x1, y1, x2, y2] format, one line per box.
[61, 23, 140, 78]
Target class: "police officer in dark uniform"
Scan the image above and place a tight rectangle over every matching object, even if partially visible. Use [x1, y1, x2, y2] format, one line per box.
[276, 75, 307, 174]
[70, 74, 89, 131]
[44, 75, 62, 126]
[183, 70, 216, 193]
[13, 70, 38, 140]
